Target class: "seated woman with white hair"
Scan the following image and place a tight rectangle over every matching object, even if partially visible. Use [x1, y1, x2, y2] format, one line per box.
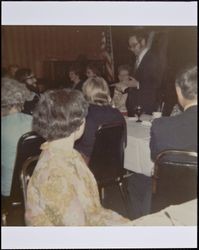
[1, 78, 33, 197]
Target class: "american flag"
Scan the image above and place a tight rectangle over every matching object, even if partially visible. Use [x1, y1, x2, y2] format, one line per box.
[100, 27, 115, 83]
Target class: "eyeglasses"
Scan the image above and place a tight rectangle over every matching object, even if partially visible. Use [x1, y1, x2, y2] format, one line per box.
[25, 75, 36, 80]
[128, 42, 139, 50]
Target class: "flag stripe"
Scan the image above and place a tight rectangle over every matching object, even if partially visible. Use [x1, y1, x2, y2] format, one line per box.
[100, 28, 115, 82]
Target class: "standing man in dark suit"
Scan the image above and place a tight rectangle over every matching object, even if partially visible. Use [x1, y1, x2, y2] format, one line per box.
[150, 65, 197, 161]
[125, 30, 162, 115]
[125, 30, 162, 220]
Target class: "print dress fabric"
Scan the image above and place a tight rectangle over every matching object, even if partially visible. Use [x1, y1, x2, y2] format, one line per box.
[25, 142, 129, 226]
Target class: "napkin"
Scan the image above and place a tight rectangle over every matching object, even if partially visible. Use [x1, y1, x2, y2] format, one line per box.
[127, 117, 137, 121]
[141, 121, 152, 126]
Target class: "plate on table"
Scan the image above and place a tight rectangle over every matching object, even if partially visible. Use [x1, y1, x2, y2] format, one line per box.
[141, 120, 152, 127]
[141, 114, 153, 122]
[127, 117, 137, 121]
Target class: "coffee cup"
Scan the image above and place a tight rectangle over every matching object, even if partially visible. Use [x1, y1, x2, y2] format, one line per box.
[152, 112, 162, 119]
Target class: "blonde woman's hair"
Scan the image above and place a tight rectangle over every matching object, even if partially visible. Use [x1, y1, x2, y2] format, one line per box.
[82, 77, 111, 106]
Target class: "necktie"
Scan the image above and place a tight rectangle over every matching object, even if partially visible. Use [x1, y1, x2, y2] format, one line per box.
[134, 57, 140, 73]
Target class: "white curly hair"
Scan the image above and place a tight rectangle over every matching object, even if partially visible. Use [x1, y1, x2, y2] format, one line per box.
[1, 77, 33, 115]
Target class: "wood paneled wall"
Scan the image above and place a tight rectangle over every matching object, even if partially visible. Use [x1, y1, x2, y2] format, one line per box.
[2, 26, 197, 79]
[2, 26, 104, 77]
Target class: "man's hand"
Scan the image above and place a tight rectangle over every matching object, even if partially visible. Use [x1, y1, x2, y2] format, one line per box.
[127, 77, 139, 89]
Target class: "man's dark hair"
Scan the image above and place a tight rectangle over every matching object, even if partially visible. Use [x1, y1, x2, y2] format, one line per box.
[32, 89, 88, 141]
[175, 65, 197, 100]
[68, 64, 81, 77]
[129, 29, 149, 43]
[15, 68, 32, 83]
[86, 63, 101, 76]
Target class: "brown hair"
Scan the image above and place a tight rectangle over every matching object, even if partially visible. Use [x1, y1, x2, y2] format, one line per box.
[33, 89, 88, 141]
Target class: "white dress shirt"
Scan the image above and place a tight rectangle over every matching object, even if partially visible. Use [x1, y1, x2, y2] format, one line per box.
[135, 47, 149, 71]
[134, 48, 149, 89]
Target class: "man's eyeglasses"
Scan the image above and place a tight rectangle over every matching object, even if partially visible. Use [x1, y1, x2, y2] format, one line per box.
[25, 75, 36, 80]
[128, 42, 139, 50]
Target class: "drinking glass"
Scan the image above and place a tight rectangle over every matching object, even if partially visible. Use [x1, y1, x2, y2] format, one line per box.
[135, 105, 143, 122]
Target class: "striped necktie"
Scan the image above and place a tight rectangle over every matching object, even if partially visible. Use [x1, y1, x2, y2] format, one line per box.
[134, 57, 140, 73]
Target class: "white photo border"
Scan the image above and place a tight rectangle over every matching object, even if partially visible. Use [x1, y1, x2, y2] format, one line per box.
[1, 1, 197, 249]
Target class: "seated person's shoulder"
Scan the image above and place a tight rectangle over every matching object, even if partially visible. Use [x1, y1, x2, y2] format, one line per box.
[87, 104, 101, 115]
[152, 113, 183, 129]
[151, 116, 168, 128]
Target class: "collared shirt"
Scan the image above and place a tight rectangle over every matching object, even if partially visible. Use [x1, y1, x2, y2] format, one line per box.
[135, 47, 149, 71]
[184, 102, 198, 111]
[147, 31, 156, 49]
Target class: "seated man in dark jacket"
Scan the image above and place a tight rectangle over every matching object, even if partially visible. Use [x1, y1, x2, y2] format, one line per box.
[15, 68, 40, 115]
[150, 65, 197, 162]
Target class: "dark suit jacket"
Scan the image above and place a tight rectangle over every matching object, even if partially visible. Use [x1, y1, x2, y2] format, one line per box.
[22, 94, 40, 115]
[126, 50, 162, 115]
[150, 105, 197, 162]
[67, 80, 84, 91]
[75, 104, 126, 158]
[74, 80, 84, 91]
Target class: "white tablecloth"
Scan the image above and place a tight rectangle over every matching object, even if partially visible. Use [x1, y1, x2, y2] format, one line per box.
[124, 115, 154, 177]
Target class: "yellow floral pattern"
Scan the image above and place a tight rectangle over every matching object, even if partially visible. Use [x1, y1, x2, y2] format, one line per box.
[112, 83, 128, 113]
[25, 142, 129, 226]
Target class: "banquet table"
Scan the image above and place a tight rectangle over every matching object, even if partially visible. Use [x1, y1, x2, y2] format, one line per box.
[124, 114, 154, 177]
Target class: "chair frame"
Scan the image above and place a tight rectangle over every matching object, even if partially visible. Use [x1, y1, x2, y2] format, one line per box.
[152, 149, 197, 194]
[10, 132, 45, 202]
[88, 122, 131, 216]
[20, 155, 40, 210]
[2, 131, 44, 226]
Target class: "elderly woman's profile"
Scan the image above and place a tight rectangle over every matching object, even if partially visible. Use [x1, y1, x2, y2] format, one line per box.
[25, 89, 129, 226]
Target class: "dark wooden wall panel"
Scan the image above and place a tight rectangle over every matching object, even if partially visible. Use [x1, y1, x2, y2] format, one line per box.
[2, 26, 104, 77]
[2, 26, 197, 80]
